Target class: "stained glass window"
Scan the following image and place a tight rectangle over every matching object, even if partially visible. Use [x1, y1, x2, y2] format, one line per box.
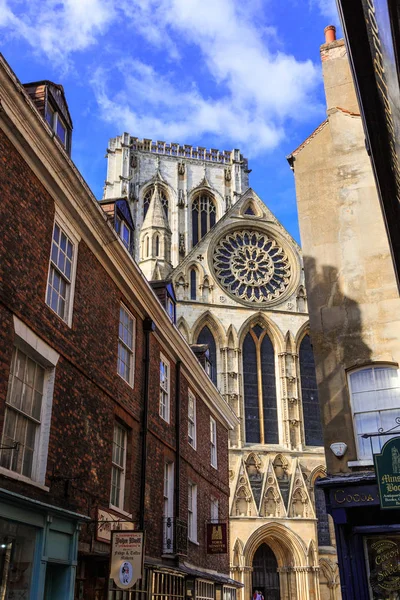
[192, 194, 216, 246]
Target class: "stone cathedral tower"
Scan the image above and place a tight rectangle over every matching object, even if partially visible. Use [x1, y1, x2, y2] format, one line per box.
[103, 135, 341, 600]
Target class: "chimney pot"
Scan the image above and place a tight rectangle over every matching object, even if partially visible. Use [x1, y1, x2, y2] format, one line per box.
[324, 25, 336, 44]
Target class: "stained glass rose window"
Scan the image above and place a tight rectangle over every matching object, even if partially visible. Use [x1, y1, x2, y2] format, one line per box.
[213, 230, 291, 303]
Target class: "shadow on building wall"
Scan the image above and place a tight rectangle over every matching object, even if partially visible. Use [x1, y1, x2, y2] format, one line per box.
[303, 257, 373, 469]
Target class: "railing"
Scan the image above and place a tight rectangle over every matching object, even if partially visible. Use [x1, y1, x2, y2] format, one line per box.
[162, 517, 188, 556]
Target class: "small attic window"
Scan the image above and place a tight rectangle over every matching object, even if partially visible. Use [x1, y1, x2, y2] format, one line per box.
[244, 203, 256, 216]
[45, 101, 68, 148]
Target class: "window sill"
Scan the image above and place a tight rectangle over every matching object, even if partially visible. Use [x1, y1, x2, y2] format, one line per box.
[347, 459, 374, 467]
[117, 372, 134, 389]
[109, 505, 133, 519]
[0, 467, 50, 491]
[188, 538, 199, 545]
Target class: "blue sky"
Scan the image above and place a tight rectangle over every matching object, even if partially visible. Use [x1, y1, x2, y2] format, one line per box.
[0, 0, 340, 243]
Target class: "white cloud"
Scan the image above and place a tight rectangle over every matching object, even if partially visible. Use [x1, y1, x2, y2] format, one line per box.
[312, 0, 340, 26]
[0, 0, 115, 68]
[0, 0, 324, 153]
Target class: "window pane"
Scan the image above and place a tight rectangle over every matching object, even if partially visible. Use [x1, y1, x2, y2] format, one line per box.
[56, 117, 67, 145]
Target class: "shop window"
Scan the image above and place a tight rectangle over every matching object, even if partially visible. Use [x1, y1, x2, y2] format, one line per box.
[0, 518, 37, 598]
[159, 355, 170, 423]
[188, 391, 196, 449]
[348, 366, 400, 460]
[196, 580, 215, 600]
[110, 422, 127, 510]
[117, 304, 135, 386]
[0, 319, 59, 485]
[299, 335, 323, 446]
[153, 571, 184, 599]
[223, 587, 237, 600]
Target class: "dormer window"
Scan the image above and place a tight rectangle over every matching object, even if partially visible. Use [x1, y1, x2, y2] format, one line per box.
[116, 214, 132, 250]
[45, 102, 68, 148]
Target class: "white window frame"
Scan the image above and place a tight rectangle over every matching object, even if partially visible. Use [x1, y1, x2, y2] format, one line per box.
[188, 481, 198, 543]
[160, 355, 170, 423]
[45, 206, 79, 327]
[210, 416, 217, 469]
[195, 580, 214, 600]
[116, 214, 131, 250]
[167, 297, 175, 322]
[348, 365, 400, 460]
[0, 316, 59, 488]
[163, 461, 174, 553]
[110, 422, 127, 511]
[188, 390, 197, 449]
[117, 304, 136, 387]
[210, 496, 219, 523]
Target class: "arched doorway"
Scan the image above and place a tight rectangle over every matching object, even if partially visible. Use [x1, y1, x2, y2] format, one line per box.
[252, 543, 280, 600]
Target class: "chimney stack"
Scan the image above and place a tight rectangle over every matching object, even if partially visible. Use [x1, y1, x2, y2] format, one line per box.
[324, 25, 336, 44]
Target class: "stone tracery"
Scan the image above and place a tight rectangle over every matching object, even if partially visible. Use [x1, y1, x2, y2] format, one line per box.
[213, 229, 291, 304]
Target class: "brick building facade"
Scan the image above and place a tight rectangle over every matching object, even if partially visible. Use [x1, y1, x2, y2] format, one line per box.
[0, 54, 238, 599]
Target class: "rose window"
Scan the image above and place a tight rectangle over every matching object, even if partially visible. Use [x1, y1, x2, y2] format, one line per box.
[213, 230, 291, 303]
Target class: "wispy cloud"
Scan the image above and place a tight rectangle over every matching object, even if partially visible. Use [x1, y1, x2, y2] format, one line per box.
[0, 0, 324, 154]
[312, 0, 340, 26]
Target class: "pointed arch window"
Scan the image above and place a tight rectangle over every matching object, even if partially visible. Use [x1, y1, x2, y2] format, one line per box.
[243, 325, 278, 444]
[154, 234, 160, 257]
[197, 325, 217, 386]
[299, 334, 323, 446]
[192, 193, 216, 246]
[143, 186, 168, 220]
[190, 269, 197, 300]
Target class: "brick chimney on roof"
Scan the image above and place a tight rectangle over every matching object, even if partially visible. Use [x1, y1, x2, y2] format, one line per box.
[324, 25, 336, 44]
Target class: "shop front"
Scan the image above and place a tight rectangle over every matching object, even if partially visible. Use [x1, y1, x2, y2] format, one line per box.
[0, 487, 88, 599]
[319, 474, 400, 599]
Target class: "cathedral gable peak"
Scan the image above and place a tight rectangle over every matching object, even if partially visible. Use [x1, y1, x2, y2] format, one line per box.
[259, 458, 287, 518]
[231, 460, 259, 518]
[287, 458, 315, 519]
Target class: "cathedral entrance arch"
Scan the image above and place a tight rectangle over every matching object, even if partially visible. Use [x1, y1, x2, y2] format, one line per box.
[252, 543, 280, 600]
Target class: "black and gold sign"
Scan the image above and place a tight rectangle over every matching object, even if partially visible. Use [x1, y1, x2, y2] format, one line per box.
[366, 537, 400, 598]
[375, 437, 400, 509]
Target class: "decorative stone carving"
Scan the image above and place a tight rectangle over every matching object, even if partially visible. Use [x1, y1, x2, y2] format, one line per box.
[130, 154, 138, 169]
[179, 234, 185, 255]
[178, 189, 185, 207]
[224, 167, 232, 182]
[213, 230, 291, 304]
[225, 194, 232, 210]
[178, 161, 185, 175]
[288, 460, 313, 519]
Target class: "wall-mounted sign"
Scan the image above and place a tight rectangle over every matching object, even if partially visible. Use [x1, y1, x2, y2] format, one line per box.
[206, 523, 227, 554]
[97, 508, 135, 543]
[329, 484, 380, 508]
[110, 531, 144, 590]
[374, 436, 400, 509]
[366, 536, 400, 598]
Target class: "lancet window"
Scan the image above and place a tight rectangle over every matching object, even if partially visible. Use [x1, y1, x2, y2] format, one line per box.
[192, 193, 216, 246]
[243, 325, 278, 444]
[299, 334, 323, 446]
[143, 186, 169, 220]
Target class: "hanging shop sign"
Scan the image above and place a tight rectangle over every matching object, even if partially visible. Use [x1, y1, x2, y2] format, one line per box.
[110, 531, 144, 590]
[366, 536, 400, 598]
[97, 508, 135, 543]
[206, 523, 227, 554]
[374, 436, 400, 509]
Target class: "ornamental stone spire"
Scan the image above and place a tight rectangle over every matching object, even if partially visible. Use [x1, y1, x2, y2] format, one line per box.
[139, 183, 172, 281]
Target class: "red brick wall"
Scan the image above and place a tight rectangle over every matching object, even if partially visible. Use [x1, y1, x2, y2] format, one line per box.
[0, 126, 231, 574]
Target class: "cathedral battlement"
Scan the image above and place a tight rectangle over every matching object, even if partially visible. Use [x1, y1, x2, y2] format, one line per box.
[107, 133, 248, 167]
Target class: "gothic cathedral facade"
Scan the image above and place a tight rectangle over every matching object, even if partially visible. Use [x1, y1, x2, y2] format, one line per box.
[103, 134, 341, 600]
